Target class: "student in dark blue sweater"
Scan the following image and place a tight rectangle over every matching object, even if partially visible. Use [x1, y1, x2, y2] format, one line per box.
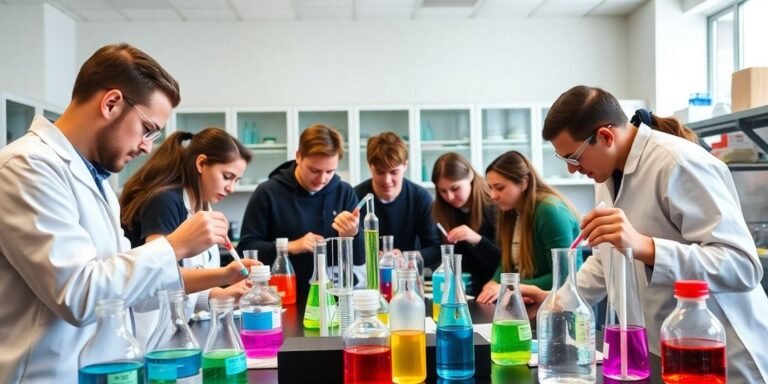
[237, 125, 361, 298]
[354, 132, 441, 268]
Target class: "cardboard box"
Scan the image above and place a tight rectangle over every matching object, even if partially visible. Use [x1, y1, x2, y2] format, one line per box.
[732, 67, 768, 112]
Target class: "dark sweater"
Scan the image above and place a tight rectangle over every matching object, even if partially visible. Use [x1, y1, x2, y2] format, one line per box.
[442, 204, 501, 295]
[124, 188, 187, 248]
[354, 179, 441, 268]
[237, 160, 360, 297]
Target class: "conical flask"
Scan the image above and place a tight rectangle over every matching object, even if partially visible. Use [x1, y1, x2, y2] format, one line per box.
[431, 244, 453, 321]
[303, 239, 338, 330]
[436, 253, 475, 380]
[537, 248, 595, 384]
[202, 297, 247, 383]
[603, 247, 650, 380]
[491, 273, 532, 366]
[270, 237, 296, 305]
[145, 289, 202, 383]
[363, 197, 389, 324]
[79, 299, 144, 384]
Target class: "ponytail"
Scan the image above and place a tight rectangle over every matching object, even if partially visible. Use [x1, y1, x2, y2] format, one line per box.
[631, 109, 698, 143]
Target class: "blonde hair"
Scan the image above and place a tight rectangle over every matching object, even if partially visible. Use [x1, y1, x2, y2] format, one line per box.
[367, 132, 408, 169]
[486, 151, 577, 279]
[298, 124, 344, 159]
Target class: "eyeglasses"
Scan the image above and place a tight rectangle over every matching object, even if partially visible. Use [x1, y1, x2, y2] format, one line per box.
[124, 96, 163, 142]
[554, 125, 611, 167]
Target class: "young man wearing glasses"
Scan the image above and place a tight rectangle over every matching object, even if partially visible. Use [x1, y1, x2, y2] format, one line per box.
[0, 44, 242, 383]
[521, 85, 768, 384]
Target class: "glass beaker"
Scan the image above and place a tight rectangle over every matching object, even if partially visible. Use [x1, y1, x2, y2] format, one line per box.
[240, 265, 283, 360]
[327, 236, 355, 335]
[202, 298, 247, 383]
[270, 237, 296, 305]
[537, 248, 595, 384]
[432, 244, 453, 321]
[603, 247, 650, 380]
[379, 235, 395, 301]
[79, 299, 144, 384]
[303, 240, 338, 331]
[436, 253, 475, 380]
[390, 269, 427, 383]
[145, 289, 202, 383]
[491, 273, 532, 366]
[343, 290, 392, 384]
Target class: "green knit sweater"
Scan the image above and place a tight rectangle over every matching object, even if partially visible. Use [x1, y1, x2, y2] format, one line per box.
[492, 196, 581, 290]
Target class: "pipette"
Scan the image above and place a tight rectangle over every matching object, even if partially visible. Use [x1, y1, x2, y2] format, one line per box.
[569, 201, 607, 249]
[355, 193, 374, 211]
[224, 238, 249, 277]
[436, 223, 450, 240]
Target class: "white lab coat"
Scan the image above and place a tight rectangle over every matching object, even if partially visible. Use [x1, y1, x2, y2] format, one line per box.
[133, 189, 220, 348]
[0, 116, 183, 383]
[577, 123, 768, 383]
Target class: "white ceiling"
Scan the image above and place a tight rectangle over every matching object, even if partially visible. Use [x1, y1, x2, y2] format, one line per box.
[1, 0, 648, 22]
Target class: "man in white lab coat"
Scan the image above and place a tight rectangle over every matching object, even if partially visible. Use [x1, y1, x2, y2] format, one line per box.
[523, 85, 768, 383]
[0, 44, 232, 383]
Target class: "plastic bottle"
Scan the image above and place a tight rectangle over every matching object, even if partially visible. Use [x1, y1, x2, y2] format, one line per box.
[240, 265, 283, 360]
[491, 273, 532, 366]
[436, 253, 474, 380]
[270, 237, 296, 305]
[379, 235, 395, 301]
[202, 298, 247, 383]
[79, 299, 144, 384]
[431, 244, 453, 321]
[343, 290, 392, 384]
[660, 280, 726, 384]
[390, 269, 427, 383]
[145, 289, 202, 383]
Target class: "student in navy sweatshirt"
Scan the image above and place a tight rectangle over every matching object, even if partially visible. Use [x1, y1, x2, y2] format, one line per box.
[354, 132, 441, 269]
[237, 124, 361, 298]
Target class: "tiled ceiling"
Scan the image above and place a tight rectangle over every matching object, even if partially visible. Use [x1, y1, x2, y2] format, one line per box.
[0, 0, 648, 22]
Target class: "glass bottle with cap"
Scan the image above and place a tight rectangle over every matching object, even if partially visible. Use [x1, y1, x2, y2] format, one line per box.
[202, 297, 247, 383]
[145, 289, 202, 383]
[79, 299, 144, 384]
[343, 289, 392, 384]
[390, 269, 427, 383]
[491, 273, 532, 366]
[240, 265, 283, 360]
[660, 280, 726, 384]
[270, 237, 296, 305]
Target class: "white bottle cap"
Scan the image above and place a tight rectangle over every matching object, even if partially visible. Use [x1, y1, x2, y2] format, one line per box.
[500, 273, 520, 285]
[276, 238, 288, 247]
[250, 265, 271, 281]
[352, 289, 380, 311]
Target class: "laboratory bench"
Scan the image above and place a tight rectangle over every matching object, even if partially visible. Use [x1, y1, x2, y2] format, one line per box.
[190, 295, 664, 384]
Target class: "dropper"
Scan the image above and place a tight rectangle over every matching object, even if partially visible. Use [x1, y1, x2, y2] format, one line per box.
[355, 193, 374, 211]
[224, 238, 249, 277]
[569, 201, 607, 249]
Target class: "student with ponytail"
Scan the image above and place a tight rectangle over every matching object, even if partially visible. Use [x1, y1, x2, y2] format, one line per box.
[120, 127, 257, 344]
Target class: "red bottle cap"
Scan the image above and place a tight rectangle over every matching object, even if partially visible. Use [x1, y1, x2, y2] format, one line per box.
[674, 280, 709, 298]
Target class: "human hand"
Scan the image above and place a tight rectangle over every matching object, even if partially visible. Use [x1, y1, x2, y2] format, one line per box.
[446, 225, 482, 245]
[223, 258, 262, 284]
[519, 283, 548, 320]
[167, 211, 229, 260]
[210, 279, 251, 304]
[476, 280, 500, 304]
[333, 208, 360, 237]
[581, 206, 655, 265]
[289, 232, 324, 254]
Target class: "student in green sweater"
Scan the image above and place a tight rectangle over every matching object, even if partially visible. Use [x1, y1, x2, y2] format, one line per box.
[476, 150, 580, 303]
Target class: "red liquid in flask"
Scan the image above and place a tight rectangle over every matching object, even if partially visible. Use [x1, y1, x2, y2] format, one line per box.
[661, 338, 726, 384]
[269, 274, 296, 305]
[343, 345, 392, 384]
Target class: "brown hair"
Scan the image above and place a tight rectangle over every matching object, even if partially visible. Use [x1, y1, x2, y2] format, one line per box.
[298, 124, 344, 159]
[120, 127, 251, 230]
[367, 132, 408, 169]
[72, 43, 180, 108]
[542, 85, 697, 143]
[431, 152, 491, 232]
[486, 151, 578, 279]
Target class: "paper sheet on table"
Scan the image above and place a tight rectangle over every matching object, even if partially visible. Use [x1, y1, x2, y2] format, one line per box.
[247, 356, 277, 369]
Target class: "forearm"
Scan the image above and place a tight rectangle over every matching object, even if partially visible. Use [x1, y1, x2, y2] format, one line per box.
[181, 267, 229, 293]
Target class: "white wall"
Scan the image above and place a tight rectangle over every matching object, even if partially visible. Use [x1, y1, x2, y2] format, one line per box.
[0, 4, 46, 102]
[628, 1, 655, 109]
[43, 4, 76, 108]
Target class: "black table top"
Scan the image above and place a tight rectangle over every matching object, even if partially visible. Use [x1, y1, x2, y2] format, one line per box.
[190, 296, 663, 383]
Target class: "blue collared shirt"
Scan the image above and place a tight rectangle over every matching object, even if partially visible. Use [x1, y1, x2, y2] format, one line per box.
[76, 152, 111, 200]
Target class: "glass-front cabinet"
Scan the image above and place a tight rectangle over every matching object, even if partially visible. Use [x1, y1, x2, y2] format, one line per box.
[296, 108, 353, 183]
[416, 106, 473, 186]
[234, 108, 291, 191]
[356, 107, 412, 183]
[478, 105, 535, 173]
[1, 92, 63, 147]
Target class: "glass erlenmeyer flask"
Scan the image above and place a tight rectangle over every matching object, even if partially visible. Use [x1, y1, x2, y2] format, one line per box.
[270, 237, 296, 305]
[303, 240, 338, 330]
[603, 247, 650, 380]
[432, 244, 453, 321]
[79, 299, 144, 384]
[363, 197, 389, 324]
[402, 251, 425, 298]
[491, 273, 532, 366]
[202, 297, 247, 383]
[537, 248, 595, 384]
[390, 269, 427, 383]
[145, 289, 202, 383]
[436, 253, 474, 380]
